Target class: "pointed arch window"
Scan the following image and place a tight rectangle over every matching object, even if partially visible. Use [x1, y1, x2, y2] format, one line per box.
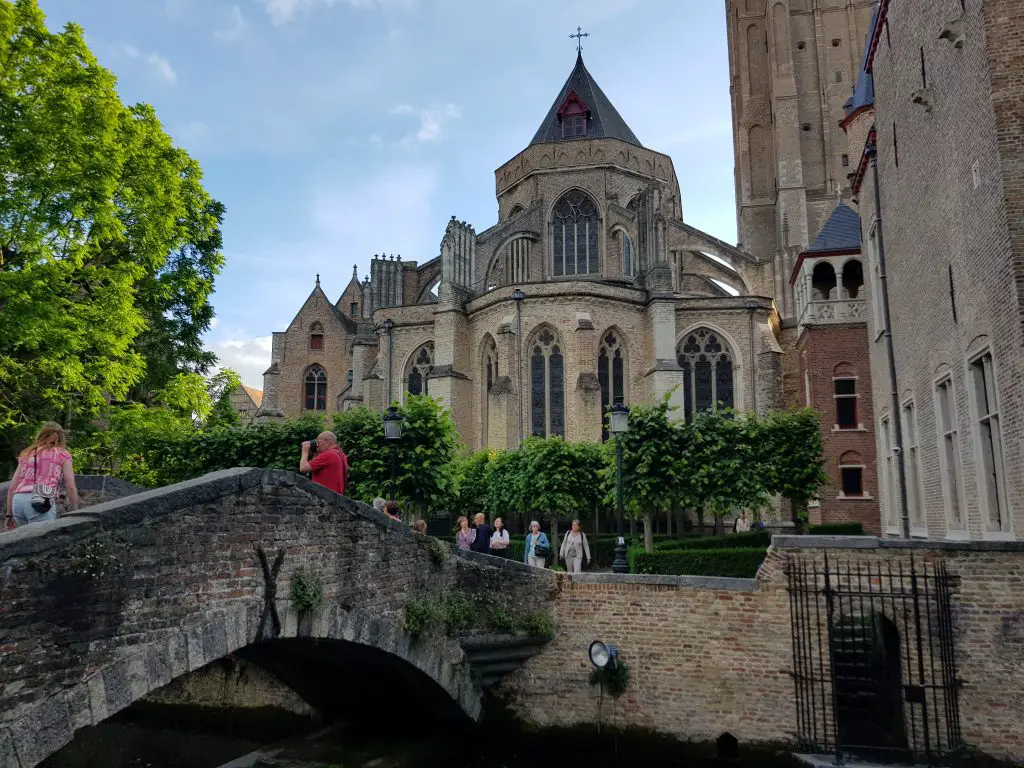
[676, 329, 735, 421]
[482, 337, 498, 447]
[599, 331, 626, 441]
[304, 365, 327, 411]
[552, 190, 600, 277]
[309, 322, 324, 350]
[622, 233, 634, 277]
[407, 343, 434, 398]
[530, 329, 565, 438]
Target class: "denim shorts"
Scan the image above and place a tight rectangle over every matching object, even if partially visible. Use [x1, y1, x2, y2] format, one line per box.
[12, 493, 58, 527]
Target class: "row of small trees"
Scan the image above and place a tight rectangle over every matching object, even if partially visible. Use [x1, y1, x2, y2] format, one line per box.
[80, 393, 827, 550]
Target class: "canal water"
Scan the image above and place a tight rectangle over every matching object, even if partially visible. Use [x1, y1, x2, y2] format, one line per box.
[40, 702, 806, 768]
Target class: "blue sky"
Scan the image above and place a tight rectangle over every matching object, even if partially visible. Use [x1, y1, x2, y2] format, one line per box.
[38, 0, 737, 388]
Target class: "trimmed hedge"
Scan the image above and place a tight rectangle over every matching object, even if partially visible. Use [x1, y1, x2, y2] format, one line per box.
[630, 547, 768, 578]
[808, 522, 865, 535]
[653, 530, 773, 551]
[504, 533, 681, 567]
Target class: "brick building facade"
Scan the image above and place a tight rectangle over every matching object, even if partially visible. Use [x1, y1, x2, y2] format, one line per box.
[849, 0, 1024, 541]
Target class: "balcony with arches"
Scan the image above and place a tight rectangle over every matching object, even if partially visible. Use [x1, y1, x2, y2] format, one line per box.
[791, 202, 866, 329]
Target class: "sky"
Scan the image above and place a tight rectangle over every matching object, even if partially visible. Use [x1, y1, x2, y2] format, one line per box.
[38, 0, 738, 389]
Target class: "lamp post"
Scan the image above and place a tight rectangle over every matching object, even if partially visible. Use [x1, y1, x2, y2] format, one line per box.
[383, 318, 394, 406]
[383, 404, 403, 497]
[609, 397, 630, 574]
[511, 289, 525, 447]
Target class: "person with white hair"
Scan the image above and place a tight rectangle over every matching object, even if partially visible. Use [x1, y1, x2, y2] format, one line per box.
[524, 520, 550, 568]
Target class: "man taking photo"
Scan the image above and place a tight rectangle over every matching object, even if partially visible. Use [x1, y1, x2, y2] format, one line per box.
[300, 431, 348, 495]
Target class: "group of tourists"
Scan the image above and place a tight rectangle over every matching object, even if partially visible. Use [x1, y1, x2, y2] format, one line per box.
[456, 513, 591, 573]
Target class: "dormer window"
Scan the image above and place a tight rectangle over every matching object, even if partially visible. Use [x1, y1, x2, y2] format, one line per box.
[309, 322, 324, 350]
[557, 90, 590, 140]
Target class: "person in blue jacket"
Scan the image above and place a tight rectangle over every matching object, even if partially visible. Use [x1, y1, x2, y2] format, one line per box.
[524, 520, 550, 568]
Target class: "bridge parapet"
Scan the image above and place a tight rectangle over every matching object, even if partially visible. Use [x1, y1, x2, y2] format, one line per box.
[0, 468, 554, 768]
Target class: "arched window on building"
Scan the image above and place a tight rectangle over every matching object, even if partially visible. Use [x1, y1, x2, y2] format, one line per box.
[552, 190, 600, 277]
[309, 322, 324, 350]
[676, 328, 735, 421]
[842, 259, 863, 299]
[529, 328, 565, 438]
[304, 365, 327, 411]
[598, 331, 627, 441]
[812, 261, 837, 300]
[622, 233, 634, 277]
[482, 336, 498, 446]
[406, 343, 434, 398]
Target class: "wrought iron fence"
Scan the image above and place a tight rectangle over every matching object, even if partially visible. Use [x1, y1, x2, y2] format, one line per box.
[787, 552, 964, 765]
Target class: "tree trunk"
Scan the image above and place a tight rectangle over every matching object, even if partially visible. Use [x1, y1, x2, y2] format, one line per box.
[714, 515, 725, 537]
[550, 519, 560, 564]
[696, 506, 705, 535]
[666, 507, 673, 537]
[629, 517, 636, 536]
[594, 508, 600, 536]
[643, 512, 654, 553]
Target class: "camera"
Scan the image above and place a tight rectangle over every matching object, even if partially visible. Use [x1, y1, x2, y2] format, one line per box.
[305, 435, 319, 458]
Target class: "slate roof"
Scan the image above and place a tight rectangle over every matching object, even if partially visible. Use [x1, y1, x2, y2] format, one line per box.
[844, 1, 879, 119]
[530, 52, 642, 148]
[806, 202, 862, 253]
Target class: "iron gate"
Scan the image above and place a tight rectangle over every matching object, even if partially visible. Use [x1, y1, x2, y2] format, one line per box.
[787, 553, 964, 764]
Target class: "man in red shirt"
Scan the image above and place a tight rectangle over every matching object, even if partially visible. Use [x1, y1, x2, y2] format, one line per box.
[299, 431, 348, 494]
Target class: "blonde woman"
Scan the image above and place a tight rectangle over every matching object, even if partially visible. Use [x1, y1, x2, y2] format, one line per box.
[5, 422, 79, 528]
[455, 515, 476, 551]
[559, 519, 591, 573]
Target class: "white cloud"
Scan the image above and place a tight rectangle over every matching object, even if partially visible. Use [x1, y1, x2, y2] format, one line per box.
[215, 5, 248, 43]
[118, 44, 177, 84]
[264, 0, 417, 25]
[210, 335, 273, 389]
[389, 103, 461, 146]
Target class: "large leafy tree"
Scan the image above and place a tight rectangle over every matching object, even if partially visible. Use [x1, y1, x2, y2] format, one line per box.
[758, 408, 828, 531]
[0, 0, 224, 463]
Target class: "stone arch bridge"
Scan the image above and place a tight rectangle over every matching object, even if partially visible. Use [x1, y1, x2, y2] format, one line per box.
[0, 469, 556, 768]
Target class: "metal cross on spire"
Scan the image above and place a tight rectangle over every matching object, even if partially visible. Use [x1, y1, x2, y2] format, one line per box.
[570, 25, 589, 53]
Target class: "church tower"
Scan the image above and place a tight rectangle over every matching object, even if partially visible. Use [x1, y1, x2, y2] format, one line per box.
[727, 0, 875, 320]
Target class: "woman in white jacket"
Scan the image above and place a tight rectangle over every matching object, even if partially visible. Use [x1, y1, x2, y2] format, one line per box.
[559, 519, 591, 573]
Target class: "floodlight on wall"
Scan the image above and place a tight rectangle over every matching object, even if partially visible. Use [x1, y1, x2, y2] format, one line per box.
[588, 640, 618, 669]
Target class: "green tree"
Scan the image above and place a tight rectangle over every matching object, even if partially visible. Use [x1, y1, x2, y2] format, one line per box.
[390, 395, 461, 518]
[451, 449, 494, 516]
[485, 448, 527, 527]
[519, 436, 604, 549]
[758, 408, 828, 531]
[0, 0, 223, 464]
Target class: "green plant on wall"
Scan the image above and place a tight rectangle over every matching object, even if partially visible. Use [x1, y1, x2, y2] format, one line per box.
[589, 660, 631, 699]
[290, 569, 324, 613]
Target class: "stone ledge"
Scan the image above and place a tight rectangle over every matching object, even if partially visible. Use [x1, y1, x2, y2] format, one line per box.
[0, 474, 143, 501]
[455, 549, 557, 581]
[0, 516, 101, 561]
[772, 534, 1024, 552]
[570, 573, 759, 591]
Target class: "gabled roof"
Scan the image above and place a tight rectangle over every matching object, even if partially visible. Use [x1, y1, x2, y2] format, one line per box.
[806, 202, 862, 254]
[529, 52, 642, 148]
[241, 385, 263, 407]
[843, 0, 879, 124]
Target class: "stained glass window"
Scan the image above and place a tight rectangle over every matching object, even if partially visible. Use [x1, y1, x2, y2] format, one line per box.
[552, 191, 600, 277]
[530, 329, 565, 437]
[406, 343, 433, 398]
[304, 365, 327, 411]
[676, 328, 736, 421]
[599, 331, 627, 441]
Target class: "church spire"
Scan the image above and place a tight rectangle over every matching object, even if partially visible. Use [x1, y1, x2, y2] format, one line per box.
[528, 46, 642, 148]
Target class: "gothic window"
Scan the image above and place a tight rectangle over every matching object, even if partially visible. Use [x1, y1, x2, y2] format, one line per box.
[622, 233, 633, 277]
[676, 328, 735, 422]
[530, 328, 565, 438]
[309, 322, 324, 350]
[552, 190, 600, 277]
[407, 343, 434, 398]
[599, 331, 626, 441]
[304, 365, 327, 411]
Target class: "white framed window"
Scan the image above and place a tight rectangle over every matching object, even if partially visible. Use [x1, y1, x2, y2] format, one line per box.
[934, 377, 966, 536]
[833, 377, 859, 429]
[968, 350, 1008, 535]
[838, 451, 870, 500]
[902, 399, 926, 535]
[880, 415, 898, 533]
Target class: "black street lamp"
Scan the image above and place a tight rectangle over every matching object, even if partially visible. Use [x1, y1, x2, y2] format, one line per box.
[609, 397, 630, 574]
[383, 318, 394, 406]
[511, 289, 525, 447]
[383, 404, 403, 496]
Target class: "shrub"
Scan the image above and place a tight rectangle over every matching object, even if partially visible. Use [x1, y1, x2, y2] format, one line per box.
[652, 530, 772, 552]
[443, 592, 473, 635]
[809, 522, 865, 535]
[290, 569, 324, 613]
[589, 660, 631, 698]
[520, 612, 555, 641]
[426, 537, 450, 566]
[631, 547, 767, 578]
[487, 605, 519, 634]
[403, 597, 440, 639]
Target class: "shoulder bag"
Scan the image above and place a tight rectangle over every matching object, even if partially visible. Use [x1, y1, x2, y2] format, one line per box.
[30, 451, 58, 514]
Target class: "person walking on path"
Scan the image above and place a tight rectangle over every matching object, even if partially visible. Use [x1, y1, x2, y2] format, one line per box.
[5, 422, 79, 528]
[299, 431, 348, 494]
[455, 515, 476, 551]
[524, 520, 550, 568]
[489, 517, 510, 558]
[470, 512, 492, 554]
[560, 519, 591, 573]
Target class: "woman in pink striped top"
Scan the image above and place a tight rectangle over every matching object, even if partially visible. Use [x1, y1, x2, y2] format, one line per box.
[5, 422, 79, 528]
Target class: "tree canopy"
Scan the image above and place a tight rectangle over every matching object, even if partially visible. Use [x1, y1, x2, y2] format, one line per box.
[0, 0, 224, 461]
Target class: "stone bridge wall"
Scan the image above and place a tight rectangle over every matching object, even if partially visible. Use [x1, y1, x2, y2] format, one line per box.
[499, 537, 1024, 761]
[0, 469, 555, 768]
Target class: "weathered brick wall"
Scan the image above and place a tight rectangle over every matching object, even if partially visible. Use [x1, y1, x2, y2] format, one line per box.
[0, 469, 555, 767]
[500, 538, 1024, 760]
